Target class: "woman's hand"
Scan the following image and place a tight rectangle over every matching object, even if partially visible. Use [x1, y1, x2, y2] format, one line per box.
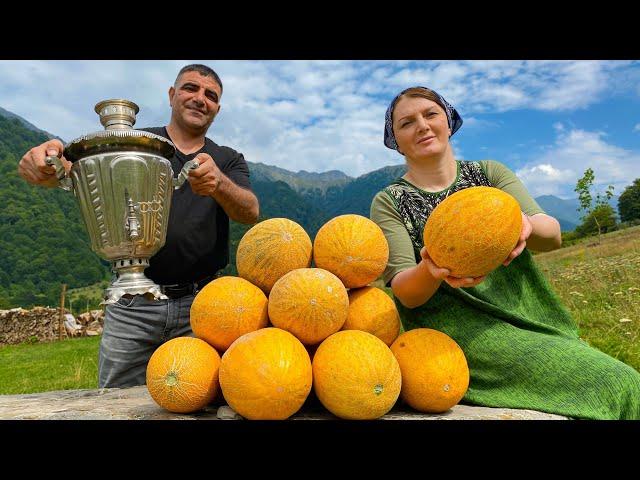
[503, 211, 533, 266]
[420, 247, 486, 288]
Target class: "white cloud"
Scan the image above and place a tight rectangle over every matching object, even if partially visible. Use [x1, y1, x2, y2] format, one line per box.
[634, 123, 640, 132]
[516, 128, 640, 198]
[370, 60, 632, 114]
[0, 60, 638, 179]
[516, 164, 575, 197]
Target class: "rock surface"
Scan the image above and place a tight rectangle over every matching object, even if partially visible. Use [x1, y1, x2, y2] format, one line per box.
[0, 386, 569, 420]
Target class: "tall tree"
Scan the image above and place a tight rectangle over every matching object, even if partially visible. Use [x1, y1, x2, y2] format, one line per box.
[618, 178, 640, 223]
[574, 168, 615, 243]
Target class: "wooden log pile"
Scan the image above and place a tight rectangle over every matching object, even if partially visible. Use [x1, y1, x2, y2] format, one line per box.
[75, 310, 104, 337]
[0, 307, 104, 346]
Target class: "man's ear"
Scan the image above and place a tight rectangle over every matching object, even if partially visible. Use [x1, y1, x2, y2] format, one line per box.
[168, 86, 175, 107]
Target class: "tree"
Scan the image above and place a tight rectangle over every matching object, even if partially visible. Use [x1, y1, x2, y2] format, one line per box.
[618, 178, 640, 223]
[575, 204, 617, 237]
[574, 168, 616, 243]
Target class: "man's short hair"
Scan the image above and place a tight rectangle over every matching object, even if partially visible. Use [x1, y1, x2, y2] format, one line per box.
[175, 64, 223, 94]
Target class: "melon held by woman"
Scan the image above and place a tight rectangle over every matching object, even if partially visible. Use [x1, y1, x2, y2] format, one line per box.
[423, 186, 522, 278]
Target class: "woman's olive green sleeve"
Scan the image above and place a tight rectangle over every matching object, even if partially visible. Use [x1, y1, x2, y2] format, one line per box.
[479, 160, 545, 216]
[370, 191, 419, 286]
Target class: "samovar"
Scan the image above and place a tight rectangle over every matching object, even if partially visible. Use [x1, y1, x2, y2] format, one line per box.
[46, 99, 198, 304]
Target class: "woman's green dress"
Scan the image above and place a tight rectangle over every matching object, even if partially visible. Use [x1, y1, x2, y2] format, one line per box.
[372, 160, 640, 420]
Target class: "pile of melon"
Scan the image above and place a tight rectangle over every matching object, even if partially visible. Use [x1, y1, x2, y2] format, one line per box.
[145, 214, 471, 420]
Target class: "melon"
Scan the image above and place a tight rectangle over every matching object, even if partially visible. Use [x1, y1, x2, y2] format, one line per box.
[423, 186, 522, 277]
[236, 218, 312, 294]
[146, 336, 221, 413]
[312, 330, 402, 420]
[390, 328, 469, 413]
[218, 327, 312, 420]
[190, 276, 269, 351]
[313, 214, 389, 288]
[342, 286, 400, 346]
[268, 268, 349, 345]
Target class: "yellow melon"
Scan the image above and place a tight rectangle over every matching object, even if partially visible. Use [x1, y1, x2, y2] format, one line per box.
[268, 268, 349, 345]
[312, 330, 402, 420]
[190, 276, 269, 352]
[423, 186, 522, 277]
[313, 214, 389, 288]
[146, 336, 221, 413]
[342, 286, 401, 346]
[236, 218, 312, 294]
[218, 327, 313, 420]
[390, 328, 469, 413]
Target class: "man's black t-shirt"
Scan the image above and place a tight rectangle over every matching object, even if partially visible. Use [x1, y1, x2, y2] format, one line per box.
[141, 127, 252, 285]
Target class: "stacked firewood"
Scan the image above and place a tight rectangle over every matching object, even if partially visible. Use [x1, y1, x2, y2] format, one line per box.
[0, 307, 104, 345]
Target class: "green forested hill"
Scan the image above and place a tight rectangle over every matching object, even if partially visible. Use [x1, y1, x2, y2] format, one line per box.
[222, 179, 328, 276]
[247, 161, 352, 195]
[2, 106, 602, 310]
[316, 164, 407, 217]
[0, 110, 346, 308]
[0, 115, 107, 309]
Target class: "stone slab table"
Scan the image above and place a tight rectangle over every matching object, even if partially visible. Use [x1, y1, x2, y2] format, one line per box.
[0, 386, 569, 420]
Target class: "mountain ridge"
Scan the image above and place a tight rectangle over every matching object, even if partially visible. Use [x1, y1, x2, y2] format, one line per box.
[0, 105, 626, 308]
[0, 106, 62, 142]
[0, 105, 620, 227]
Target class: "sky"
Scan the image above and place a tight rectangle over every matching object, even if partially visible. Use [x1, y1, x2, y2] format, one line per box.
[1, 59, 639, 199]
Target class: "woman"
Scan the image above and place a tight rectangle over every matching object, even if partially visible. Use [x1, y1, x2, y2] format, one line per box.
[370, 86, 640, 420]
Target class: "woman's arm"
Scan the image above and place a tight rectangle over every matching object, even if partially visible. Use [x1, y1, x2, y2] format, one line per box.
[503, 211, 562, 266]
[527, 213, 562, 252]
[392, 248, 485, 309]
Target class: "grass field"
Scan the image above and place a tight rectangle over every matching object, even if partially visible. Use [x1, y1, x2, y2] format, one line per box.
[0, 335, 100, 394]
[1, 226, 639, 395]
[534, 225, 640, 370]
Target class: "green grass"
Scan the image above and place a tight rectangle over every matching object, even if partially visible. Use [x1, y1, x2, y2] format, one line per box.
[1, 226, 638, 395]
[534, 225, 640, 371]
[0, 336, 100, 394]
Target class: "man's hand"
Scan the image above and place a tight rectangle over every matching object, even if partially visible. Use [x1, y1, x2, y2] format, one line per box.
[187, 153, 224, 197]
[420, 247, 486, 288]
[503, 212, 533, 267]
[18, 139, 71, 188]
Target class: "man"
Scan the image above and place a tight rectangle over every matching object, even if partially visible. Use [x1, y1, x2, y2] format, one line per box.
[18, 64, 260, 388]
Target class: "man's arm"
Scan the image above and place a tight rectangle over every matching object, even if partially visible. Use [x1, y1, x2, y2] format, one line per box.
[188, 153, 259, 224]
[209, 173, 260, 224]
[18, 139, 72, 187]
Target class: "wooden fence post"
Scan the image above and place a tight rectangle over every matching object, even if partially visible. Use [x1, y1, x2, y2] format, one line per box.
[58, 284, 67, 341]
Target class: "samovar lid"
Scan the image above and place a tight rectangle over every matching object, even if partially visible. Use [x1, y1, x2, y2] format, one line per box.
[63, 99, 176, 162]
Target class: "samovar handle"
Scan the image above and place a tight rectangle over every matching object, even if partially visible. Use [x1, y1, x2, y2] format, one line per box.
[173, 159, 200, 190]
[45, 155, 73, 192]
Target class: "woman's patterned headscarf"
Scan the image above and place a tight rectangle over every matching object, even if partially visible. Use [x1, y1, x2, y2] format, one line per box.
[384, 86, 463, 152]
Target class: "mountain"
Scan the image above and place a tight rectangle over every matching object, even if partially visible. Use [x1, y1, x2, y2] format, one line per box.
[0, 107, 339, 308]
[0, 110, 107, 309]
[535, 196, 581, 231]
[0, 107, 61, 142]
[535, 194, 620, 232]
[314, 164, 407, 217]
[248, 161, 352, 195]
[0, 105, 627, 308]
